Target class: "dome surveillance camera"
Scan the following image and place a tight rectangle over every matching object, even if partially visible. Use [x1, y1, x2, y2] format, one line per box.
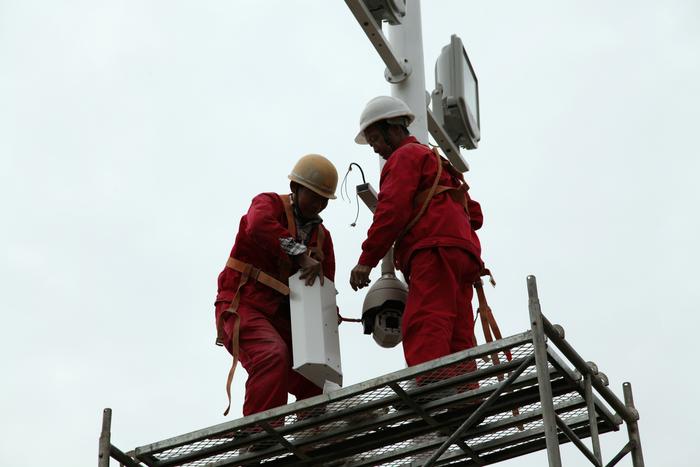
[361, 271, 408, 348]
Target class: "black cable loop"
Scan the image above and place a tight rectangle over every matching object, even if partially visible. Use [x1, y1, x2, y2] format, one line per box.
[340, 163, 367, 227]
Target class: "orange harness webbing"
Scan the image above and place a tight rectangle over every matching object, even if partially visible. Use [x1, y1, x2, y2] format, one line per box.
[217, 258, 292, 415]
[415, 184, 469, 210]
[218, 193, 325, 416]
[282, 194, 296, 237]
[474, 271, 522, 427]
[473, 271, 508, 359]
[395, 148, 442, 248]
[397, 148, 471, 248]
[413, 147, 470, 213]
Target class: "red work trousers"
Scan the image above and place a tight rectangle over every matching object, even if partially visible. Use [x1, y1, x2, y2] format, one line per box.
[402, 247, 481, 370]
[216, 301, 322, 416]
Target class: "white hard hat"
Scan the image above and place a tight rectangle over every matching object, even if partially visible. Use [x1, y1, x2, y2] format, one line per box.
[355, 96, 415, 144]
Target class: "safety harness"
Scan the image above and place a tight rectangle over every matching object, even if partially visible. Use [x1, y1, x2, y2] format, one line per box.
[399, 148, 510, 356]
[216, 193, 325, 415]
[474, 269, 523, 427]
[401, 150, 518, 422]
[395, 147, 471, 250]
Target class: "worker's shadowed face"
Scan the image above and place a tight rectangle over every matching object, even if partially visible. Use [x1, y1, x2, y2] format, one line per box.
[364, 124, 394, 159]
[364, 123, 407, 160]
[295, 185, 329, 219]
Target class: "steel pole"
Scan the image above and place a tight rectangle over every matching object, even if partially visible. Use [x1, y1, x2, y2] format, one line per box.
[377, 0, 428, 279]
[99, 408, 112, 467]
[387, 0, 428, 143]
[527, 276, 562, 467]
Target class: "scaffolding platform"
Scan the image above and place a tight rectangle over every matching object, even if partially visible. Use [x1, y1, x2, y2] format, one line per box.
[99, 276, 644, 467]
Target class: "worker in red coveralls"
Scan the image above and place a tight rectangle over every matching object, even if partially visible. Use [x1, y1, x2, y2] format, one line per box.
[215, 154, 338, 417]
[349, 96, 485, 373]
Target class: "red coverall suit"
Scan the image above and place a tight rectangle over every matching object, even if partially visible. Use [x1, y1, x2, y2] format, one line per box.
[215, 192, 335, 416]
[358, 136, 484, 368]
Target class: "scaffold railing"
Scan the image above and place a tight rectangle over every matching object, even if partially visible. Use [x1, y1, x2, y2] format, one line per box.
[98, 275, 644, 467]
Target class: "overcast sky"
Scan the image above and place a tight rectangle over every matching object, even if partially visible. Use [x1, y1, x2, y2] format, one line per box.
[2, 1, 698, 466]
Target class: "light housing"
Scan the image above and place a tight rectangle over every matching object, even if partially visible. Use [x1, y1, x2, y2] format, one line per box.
[363, 0, 406, 25]
[432, 34, 480, 150]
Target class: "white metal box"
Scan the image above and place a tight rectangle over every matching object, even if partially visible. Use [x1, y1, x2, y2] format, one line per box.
[289, 272, 343, 388]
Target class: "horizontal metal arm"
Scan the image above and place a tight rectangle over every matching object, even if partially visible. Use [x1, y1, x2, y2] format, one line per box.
[427, 108, 469, 172]
[345, 0, 409, 81]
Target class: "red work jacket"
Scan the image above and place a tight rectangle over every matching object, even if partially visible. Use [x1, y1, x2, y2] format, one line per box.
[216, 193, 335, 316]
[358, 136, 483, 275]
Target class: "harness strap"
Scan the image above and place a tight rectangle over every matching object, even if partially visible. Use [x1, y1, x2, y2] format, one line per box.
[414, 184, 469, 211]
[222, 311, 240, 416]
[215, 264, 251, 347]
[217, 257, 290, 415]
[413, 148, 471, 212]
[280, 194, 297, 239]
[310, 224, 325, 260]
[396, 148, 474, 249]
[308, 224, 325, 280]
[474, 271, 522, 428]
[473, 271, 509, 360]
[395, 148, 443, 248]
[225, 257, 290, 295]
[216, 261, 250, 416]
[279, 194, 296, 283]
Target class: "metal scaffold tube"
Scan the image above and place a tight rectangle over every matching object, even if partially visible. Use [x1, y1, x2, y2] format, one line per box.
[98, 408, 112, 467]
[623, 382, 645, 467]
[527, 275, 563, 467]
[584, 374, 603, 463]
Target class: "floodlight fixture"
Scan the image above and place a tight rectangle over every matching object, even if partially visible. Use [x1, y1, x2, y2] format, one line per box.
[432, 34, 480, 150]
[363, 0, 406, 26]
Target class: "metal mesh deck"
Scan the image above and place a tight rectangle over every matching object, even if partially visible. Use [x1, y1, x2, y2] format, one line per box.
[130, 331, 621, 467]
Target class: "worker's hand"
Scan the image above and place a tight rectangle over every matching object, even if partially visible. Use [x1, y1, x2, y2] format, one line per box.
[296, 254, 324, 286]
[350, 264, 372, 291]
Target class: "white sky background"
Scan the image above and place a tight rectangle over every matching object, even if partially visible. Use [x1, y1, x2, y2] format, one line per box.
[1, 1, 698, 465]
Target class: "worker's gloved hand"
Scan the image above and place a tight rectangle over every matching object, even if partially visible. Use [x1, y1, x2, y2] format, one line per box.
[296, 254, 324, 286]
[350, 264, 372, 291]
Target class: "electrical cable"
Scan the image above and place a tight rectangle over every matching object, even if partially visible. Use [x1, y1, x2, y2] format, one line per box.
[340, 162, 367, 227]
